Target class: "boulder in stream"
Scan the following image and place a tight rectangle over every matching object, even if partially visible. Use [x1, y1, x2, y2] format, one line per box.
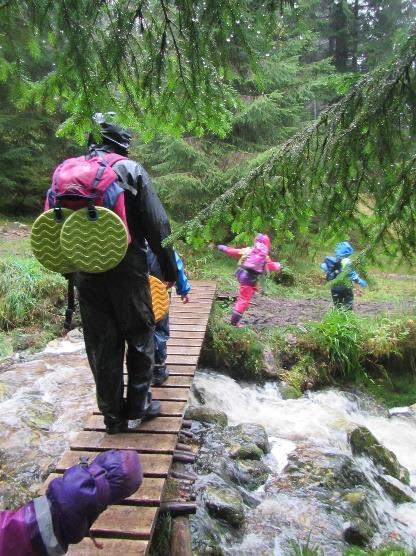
[377, 474, 415, 504]
[230, 459, 271, 491]
[348, 426, 410, 484]
[185, 406, 228, 427]
[229, 423, 270, 454]
[203, 484, 245, 528]
[229, 442, 263, 460]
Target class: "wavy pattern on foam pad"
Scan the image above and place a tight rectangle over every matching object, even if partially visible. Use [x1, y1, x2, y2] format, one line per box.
[60, 207, 128, 273]
[149, 275, 170, 322]
[31, 208, 75, 274]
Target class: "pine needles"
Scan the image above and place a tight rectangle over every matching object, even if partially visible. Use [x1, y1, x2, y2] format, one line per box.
[170, 26, 416, 258]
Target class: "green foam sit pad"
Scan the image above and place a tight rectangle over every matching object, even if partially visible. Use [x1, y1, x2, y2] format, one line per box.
[60, 206, 128, 273]
[31, 208, 76, 274]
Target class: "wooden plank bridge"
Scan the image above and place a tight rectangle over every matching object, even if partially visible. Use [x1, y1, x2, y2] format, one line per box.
[41, 280, 216, 555]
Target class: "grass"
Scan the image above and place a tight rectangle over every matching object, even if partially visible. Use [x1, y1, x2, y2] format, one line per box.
[344, 545, 416, 556]
[0, 256, 66, 331]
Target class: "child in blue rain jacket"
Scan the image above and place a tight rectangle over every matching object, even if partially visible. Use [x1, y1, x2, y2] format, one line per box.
[321, 241, 368, 309]
[147, 246, 191, 385]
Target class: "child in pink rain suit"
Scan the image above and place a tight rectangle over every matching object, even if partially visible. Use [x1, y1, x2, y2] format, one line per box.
[217, 234, 281, 326]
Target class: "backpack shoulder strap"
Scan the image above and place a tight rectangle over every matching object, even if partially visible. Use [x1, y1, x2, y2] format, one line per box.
[102, 153, 128, 167]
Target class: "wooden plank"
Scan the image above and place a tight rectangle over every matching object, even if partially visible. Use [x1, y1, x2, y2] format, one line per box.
[91, 505, 158, 539]
[39, 475, 164, 505]
[150, 387, 189, 401]
[158, 345, 200, 355]
[167, 365, 196, 375]
[70, 431, 177, 453]
[169, 325, 206, 332]
[169, 319, 209, 327]
[93, 400, 186, 416]
[67, 538, 148, 556]
[123, 375, 193, 386]
[162, 375, 193, 387]
[56, 451, 172, 477]
[166, 354, 199, 365]
[167, 337, 204, 346]
[169, 331, 205, 339]
[85, 415, 183, 434]
[169, 307, 211, 314]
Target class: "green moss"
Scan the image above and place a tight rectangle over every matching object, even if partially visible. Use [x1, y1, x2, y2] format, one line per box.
[148, 513, 172, 556]
[201, 304, 266, 381]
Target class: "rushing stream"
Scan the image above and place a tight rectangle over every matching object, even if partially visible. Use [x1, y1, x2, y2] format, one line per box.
[1, 335, 416, 555]
[190, 369, 416, 555]
[0, 331, 94, 508]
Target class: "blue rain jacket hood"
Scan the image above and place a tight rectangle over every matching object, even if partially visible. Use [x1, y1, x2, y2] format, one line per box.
[335, 241, 353, 258]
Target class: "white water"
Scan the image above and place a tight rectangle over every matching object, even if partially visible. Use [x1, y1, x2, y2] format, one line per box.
[0, 334, 94, 507]
[192, 369, 416, 554]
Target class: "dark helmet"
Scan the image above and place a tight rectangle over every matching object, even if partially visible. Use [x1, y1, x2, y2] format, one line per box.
[93, 112, 132, 152]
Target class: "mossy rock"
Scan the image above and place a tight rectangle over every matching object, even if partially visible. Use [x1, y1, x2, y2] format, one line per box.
[377, 474, 415, 504]
[185, 406, 228, 427]
[229, 442, 263, 461]
[349, 426, 410, 484]
[231, 459, 270, 490]
[230, 423, 270, 454]
[203, 485, 245, 528]
[22, 403, 55, 431]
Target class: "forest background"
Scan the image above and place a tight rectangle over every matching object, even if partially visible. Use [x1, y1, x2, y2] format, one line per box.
[1, 0, 416, 406]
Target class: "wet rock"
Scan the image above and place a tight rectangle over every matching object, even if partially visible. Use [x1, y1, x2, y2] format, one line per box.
[12, 334, 33, 352]
[22, 403, 55, 431]
[66, 328, 84, 342]
[231, 459, 270, 490]
[203, 485, 245, 528]
[342, 519, 372, 546]
[185, 406, 228, 427]
[192, 384, 208, 405]
[280, 383, 302, 400]
[349, 426, 410, 484]
[343, 490, 367, 509]
[388, 406, 413, 418]
[263, 346, 279, 378]
[229, 442, 263, 461]
[377, 474, 415, 504]
[230, 423, 269, 454]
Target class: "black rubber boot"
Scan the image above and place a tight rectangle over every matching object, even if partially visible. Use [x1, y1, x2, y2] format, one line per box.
[127, 392, 161, 431]
[152, 366, 170, 386]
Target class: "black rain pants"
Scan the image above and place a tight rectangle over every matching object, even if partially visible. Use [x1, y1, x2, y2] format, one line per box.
[331, 286, 354, 310]
[76, 247, 155, 428]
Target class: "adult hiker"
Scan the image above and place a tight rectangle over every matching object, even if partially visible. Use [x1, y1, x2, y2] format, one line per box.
[147, 245, 191, 386]
[0, 449, 142, 555]
[74, 114, 177, 434]
[217, 233, 281, 327]
[320, 241, 368, 310]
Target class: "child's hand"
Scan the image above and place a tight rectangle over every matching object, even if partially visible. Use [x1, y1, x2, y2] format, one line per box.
[165, 281, 175, 289]
[217, 244, 227, 252]
[181, 294, 190, 304]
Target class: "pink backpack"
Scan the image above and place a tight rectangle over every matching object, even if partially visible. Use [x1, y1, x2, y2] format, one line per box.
[45, 153, 129, 230]
[240, 243, 268, 274]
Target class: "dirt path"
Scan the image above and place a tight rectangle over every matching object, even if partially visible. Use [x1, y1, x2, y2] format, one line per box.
[219, 291, 414, 327]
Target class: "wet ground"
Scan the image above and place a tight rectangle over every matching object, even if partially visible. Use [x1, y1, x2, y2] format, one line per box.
[218, 290, 414, 327]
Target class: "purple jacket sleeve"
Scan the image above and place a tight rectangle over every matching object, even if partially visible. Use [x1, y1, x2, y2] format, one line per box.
[0, 497, 65, 556]
[0, 449, 142, 556]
